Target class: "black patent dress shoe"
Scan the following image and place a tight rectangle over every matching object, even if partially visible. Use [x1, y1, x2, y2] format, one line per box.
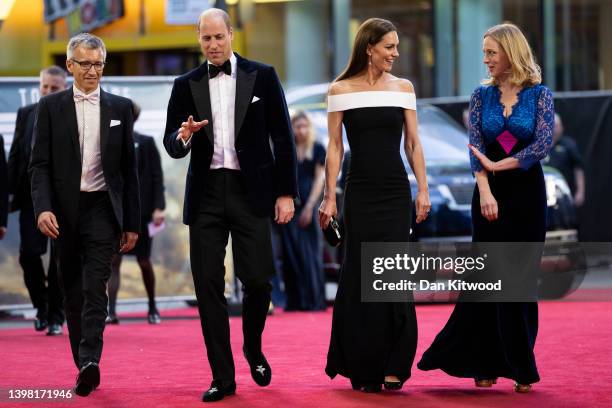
[46, 323, 63, 336]
[201, 380, 236, 402]
[243, 346, 271, 386]
[147, 310, 161, 324]
[74, 362, 100, 397]
[34, 318, 48, 332]
[105, 315, 119, 325]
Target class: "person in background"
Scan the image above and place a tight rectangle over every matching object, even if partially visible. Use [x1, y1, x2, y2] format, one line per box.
[279, 111, 326, 311]
[107, 101, 165, 325]
[462, 107, 470, 130]
[7, 66, 68, 335]
[0, 134, 7, 241]
[545, 112, 585, 207]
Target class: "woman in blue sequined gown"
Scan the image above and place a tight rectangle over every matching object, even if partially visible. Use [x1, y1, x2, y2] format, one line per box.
[319, 18, 431, 393]
[417, 23, 554, 393]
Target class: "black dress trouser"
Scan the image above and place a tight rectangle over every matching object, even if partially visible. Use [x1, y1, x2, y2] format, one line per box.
[189, 169, 274, 382]
[55, 192, 120, 368]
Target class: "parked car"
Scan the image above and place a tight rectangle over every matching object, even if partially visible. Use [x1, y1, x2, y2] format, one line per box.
[286, 83, 586, 301]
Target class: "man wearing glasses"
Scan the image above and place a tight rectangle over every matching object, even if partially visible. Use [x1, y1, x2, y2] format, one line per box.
[30, 33, 140, 397]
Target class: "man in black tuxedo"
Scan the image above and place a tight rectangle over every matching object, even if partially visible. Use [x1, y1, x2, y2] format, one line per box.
[30, 33, 140, 397]
[8, 66, 67, 335]
[163, 8, 297, 402]
[0, 134, 7, 240]
[107, 101, 165, 325]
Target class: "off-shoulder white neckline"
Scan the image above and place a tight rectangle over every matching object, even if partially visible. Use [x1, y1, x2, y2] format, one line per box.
[327, 91, 416, 112]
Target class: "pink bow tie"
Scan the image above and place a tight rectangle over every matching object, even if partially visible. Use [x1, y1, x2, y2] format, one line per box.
[73, 92, 99, 104]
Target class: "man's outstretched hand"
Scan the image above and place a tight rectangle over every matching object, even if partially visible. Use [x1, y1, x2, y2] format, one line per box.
[179, 115, 208, 142]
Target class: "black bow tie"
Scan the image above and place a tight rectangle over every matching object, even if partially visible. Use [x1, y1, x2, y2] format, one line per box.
[209, 60, 231, 78]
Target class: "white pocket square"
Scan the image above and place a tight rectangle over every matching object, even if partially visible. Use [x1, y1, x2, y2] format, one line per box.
[110, 119, 121, 127]
[251, 96, 260, 103]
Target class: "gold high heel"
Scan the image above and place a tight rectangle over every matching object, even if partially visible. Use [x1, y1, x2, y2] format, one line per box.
[384, 375, 404, 390]
[514, 383, 532, 393]
[474, 378, 496, 387]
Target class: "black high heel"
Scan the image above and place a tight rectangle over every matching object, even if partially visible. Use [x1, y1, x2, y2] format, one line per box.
[350, 379, 382, 393]
[362, 383, 382, 393]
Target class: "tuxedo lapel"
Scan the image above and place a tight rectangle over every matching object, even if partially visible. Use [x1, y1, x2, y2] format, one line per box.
[100, 90, 111, 161]
[24, 106, 37, 155]
[59, 89, 81, 161]
[189, 64, 214, 146]
[234, 55, 257, 141]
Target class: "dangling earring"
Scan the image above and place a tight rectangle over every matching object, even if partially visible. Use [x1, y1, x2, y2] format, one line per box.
[368, 52, 372, 66]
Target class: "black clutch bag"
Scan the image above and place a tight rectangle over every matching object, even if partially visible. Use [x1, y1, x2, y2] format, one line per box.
[323, 216, 343, 247]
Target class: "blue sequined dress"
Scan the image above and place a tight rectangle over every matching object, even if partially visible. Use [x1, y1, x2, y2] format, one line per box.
[418, 84, 554, 385]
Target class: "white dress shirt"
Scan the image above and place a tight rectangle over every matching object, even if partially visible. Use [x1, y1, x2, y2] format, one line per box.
[209, 53, 240, 170]
[73, 84, 107, 192]
[178, 53, 240, 170]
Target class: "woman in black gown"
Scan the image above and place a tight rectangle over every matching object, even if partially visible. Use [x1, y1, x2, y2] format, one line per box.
[417, 23, 554, 393]
[318, 18, 431, 393]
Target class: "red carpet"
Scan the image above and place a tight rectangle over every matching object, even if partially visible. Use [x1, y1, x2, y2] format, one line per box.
[1, 302, 611, 408]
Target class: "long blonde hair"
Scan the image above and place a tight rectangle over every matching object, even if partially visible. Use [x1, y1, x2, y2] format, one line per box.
[482, 23, 541, 87]
[291, 111, 316, 160]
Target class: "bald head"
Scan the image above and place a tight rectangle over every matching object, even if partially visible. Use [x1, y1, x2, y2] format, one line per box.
[197, 8, 231, 32]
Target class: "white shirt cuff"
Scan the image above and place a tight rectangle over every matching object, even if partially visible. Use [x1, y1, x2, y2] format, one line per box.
[176, 132, 192, 148]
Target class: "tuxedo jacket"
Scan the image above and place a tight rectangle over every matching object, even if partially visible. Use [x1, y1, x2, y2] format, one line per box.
[7, 103, 37, 211]
[134, 132, 165, 221]
[29, 88, 140, 233]
[0, 134, 7, 227]
[163, 53, 298, 225]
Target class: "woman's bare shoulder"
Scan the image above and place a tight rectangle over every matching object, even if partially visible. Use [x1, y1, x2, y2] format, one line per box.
[329, 79, 360, 96]
[388, 77, 415, 93]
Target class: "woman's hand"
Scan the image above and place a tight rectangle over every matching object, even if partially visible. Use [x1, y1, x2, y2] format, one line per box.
[480, 191, 499, 222]
[152, 209, 165, 226]
[469, 144, 496, 173]
[415, 190, 431, 224]
[318, 196, 337, 229]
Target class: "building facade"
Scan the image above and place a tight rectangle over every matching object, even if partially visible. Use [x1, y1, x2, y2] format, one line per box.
[0, 0, 611, 96]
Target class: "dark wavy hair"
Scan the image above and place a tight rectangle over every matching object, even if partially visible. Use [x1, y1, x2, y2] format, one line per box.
[335, 18, 397, 82]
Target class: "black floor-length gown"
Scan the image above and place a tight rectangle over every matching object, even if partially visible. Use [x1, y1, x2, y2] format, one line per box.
[325, 91, 418, 385]
[417, 84, 554, 385]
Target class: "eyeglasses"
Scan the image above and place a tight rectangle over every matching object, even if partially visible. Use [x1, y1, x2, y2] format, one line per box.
[71, 59, 105, 71]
